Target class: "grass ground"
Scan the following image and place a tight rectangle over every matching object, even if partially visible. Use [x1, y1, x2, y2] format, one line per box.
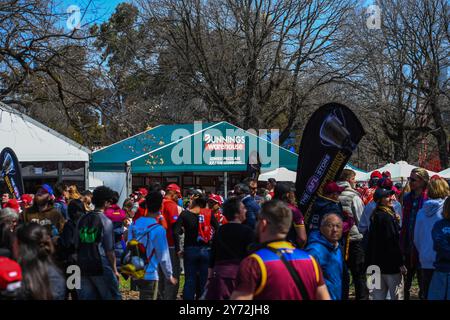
[120, 274, 419, 300]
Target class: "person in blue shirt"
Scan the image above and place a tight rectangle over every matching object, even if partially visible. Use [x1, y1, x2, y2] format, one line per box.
[234, 183, 260, 230]
[306, 213, 345, 300]
[428, 197, 450, 300]
[127, 190, 178, 300]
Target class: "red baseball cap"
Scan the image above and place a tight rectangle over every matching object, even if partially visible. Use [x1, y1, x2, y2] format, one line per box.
[323, 181, 345, 195]
[370, 171, 383, 179]
[208, 194, 223, 206]
[430, 174, 441, 181]
[382, 171, 391, 178]
[0, 257, 22, 292]
[20, 194, 33, 206]
[138, 188, 148, 197]
[166, 184, 181, 195]
[5, 199, 20, 213]
[377, 177, 393, 190]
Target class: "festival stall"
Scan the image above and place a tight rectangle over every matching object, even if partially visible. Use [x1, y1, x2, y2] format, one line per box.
[0, 102, 90, 193]
[90, 121, 298, 205]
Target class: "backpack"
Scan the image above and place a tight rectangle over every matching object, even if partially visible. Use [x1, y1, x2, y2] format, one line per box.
[76, 212, 104, 276]
[56, 220, 77, 264]
[197, 208, 213, 244]
[119, 222, 161, 280]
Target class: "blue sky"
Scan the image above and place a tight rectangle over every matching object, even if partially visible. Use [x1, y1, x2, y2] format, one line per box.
[59, 0, 126, 30]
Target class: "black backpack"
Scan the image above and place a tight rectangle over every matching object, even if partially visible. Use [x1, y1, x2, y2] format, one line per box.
[76, 212, 104, 276]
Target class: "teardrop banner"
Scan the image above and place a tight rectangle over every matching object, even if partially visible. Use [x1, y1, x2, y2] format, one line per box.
[0, 147, 25, 199]
[295, 102, 366, 226]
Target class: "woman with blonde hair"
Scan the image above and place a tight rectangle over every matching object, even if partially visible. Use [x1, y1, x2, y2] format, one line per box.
[414, 176, 449, 299]
[68, 185, 81, 202]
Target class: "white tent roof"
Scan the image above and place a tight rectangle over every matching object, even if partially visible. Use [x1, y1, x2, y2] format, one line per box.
[0, 103, 90, 162]
[439, 168, 450, 179]
[369, 161, 438, 181]
[258, 167, 297, 182]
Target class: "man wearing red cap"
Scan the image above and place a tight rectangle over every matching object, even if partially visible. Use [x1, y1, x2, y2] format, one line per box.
[158, 183, 182, 300]
[131, 188, 149, 222]
[361, 171, 382, 205]
[208, 194, 227, 226]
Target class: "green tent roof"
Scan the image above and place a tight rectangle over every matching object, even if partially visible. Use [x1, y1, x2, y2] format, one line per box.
[90, 121, 298, 173]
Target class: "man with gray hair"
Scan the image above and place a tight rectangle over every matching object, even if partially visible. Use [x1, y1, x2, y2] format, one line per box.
[306, 213, 346, 300]
[231, 200, 330, 300]
[0, 207, 19, 231]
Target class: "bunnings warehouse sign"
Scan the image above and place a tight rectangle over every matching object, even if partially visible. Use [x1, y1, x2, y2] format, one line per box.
[204, 133, 246, 165]
[169, 122, 279, 169]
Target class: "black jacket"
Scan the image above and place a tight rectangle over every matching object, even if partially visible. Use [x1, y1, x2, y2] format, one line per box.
[365, 207, 404, 274]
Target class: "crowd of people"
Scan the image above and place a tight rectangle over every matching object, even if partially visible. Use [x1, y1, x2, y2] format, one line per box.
[0, 169, 449, 301]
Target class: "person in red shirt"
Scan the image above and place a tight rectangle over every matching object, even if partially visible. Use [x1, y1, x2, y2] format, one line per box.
[362, 171, 382, 205]
[231, 200, 330, 300]
[208, 194, 227, 226]
[158, 183, 182, 300]
[266, 178, 276, 200]
[132, 188, 148, 222]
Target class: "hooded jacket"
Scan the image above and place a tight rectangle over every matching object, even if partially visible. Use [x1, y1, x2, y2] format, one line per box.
[414, 198, 445, 269]
[432, 217, 450, 273]
[242, 195, 260, 230]
[337, 181, 365, 241]
[306, 231, 344, 300]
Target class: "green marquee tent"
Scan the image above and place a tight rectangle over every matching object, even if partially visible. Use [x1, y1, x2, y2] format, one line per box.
[91, 121, 298, 173]
[90, 121, 298, 201]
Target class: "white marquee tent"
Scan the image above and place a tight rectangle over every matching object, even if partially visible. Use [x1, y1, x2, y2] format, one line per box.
[369, 161, 439, 183]
[439, 168, 450, 179]
[0, 102, 91, 190]
[258, 164, 368, 183]
[258, 167, 297, 182]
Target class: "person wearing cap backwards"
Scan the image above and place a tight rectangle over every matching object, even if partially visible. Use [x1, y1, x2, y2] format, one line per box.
[361, 171, 383, 205]
[208, 194, 227, 226]
[401, 167, 429, 300]
[366, 188, 407, 300]
[23, 184, 65, 241]
[158, 183, 182, 300]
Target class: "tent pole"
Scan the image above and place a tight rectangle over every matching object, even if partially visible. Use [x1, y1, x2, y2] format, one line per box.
[224, 172, 228, 197]
[84, 161, 89, 191]
[126, 162, 132, 197]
